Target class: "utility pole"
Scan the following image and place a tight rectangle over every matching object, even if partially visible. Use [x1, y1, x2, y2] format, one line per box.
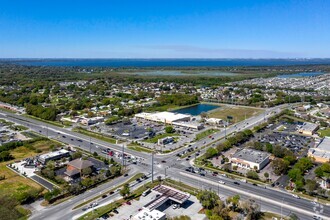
[89, 136, 92, 153]
[122, 144, 125, 168]
[151, 152, 154, 183]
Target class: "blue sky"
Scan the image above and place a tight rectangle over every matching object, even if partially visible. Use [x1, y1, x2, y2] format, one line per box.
[0, 0, 329, 58]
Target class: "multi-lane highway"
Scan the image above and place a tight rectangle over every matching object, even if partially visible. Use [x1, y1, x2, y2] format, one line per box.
[1, 105, 329, 220]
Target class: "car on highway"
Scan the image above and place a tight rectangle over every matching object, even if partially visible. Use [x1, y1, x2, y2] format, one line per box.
[219, 180, 225, 184]
[124, 173, 128, 177]
[102, 194, 108, 198]
[161, 160, 166, 163]
[212, 171, 218, 176]
[233, 181, 240, 185]
[292, 194, 300, 199]
[109, 191, 114, 195]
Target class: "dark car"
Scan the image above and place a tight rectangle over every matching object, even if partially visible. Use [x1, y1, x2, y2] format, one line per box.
[113, 209, 119, 214]
[126, 201, 131, 205]
[109, 191, 114, 195]
[102, 194, 108, 198]
[212, 172, 218, 176]
[124, 173, 128, 177]
[233, 181, 240, 185]
[136, 178, 141, 182]
[161, 160, 166, 163]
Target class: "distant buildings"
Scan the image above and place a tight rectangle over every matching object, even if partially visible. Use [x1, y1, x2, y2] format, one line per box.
[298, 122, 319, 135]
[308, 137, 330, 163]
[38, 149, 70, 165]
[231, 149, 270, 171]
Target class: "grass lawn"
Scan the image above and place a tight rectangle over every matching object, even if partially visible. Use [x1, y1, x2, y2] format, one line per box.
[195, 129, 219, 141]
[144, 133, 179, 144]
[208, 106, 264, 123]
[73, 127, 118, 144]
[24, 114, 65, 128]
[127, 144, 154, 153]
[0, 139, 58, 220]
[319, 128, 330, 137]
[0, 139, 59, 197]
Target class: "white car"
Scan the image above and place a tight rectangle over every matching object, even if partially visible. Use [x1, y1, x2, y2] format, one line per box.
[172, 204, 178, 209]
[219, 180, 225, 184]
[292, 194, 300, 199]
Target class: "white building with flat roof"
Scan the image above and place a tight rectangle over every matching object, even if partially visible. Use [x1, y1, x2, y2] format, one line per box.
[231, 149, 270, 171]
[298, 122, 319, 135]
[133, 209, 166, 220]
[308, 137, 330, 163]
[135, 111, 191, 123]
[38, 149, 70, 165]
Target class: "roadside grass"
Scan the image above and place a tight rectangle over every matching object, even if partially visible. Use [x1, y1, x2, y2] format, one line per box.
[10, 125, 29, 131]
[318, 128, 330, 137]
[21, 131, 43, 139]
[261, 212, 290, 220]
[280, 115, 308, 123]
[24, 114, 65, 128]
[0, 118, 14, 126]
[195, 129, 219, 141]
[144, 133, 179, 144]
[0, 107, 17, 113]
[207, 106, 264, 123]
[73, 127, 118, 144]
[127, 144, 154, 153]
[73, 173, 145, 210]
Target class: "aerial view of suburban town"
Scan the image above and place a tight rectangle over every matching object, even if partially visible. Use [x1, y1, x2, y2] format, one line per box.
[1, 1, 330, 220]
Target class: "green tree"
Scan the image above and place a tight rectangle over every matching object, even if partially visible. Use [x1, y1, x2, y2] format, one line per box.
[165, 126, 175, 133]
[205, 147, 218, 159]
[246, 171, 259, 180]
[271, 158, 290, 175]
[197, 190, 220, 210]
[120, 183, 130, 198]
[71, 151, 82, 160]
[81, 167, 92, 176]
[305, 179, 319, 194]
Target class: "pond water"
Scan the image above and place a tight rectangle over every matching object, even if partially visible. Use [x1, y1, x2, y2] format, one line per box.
[171, 104, 220, 116]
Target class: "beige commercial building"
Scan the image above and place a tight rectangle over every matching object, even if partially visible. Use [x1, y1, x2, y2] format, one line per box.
[308, 137, 330, 163]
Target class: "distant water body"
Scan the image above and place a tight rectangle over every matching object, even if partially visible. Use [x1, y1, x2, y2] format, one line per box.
[6, 59, 330, 67]
[278, 71, 326, 78]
